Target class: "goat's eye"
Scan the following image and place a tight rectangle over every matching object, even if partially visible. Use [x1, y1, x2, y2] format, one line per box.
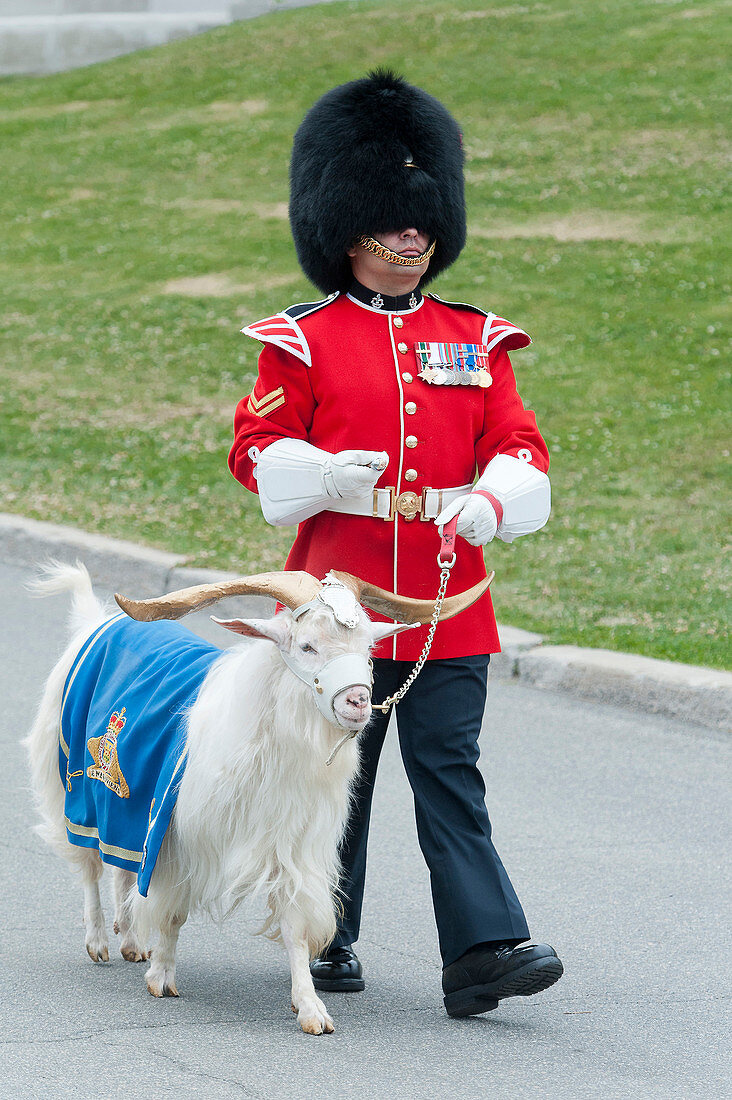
[299, 642, 317, 654]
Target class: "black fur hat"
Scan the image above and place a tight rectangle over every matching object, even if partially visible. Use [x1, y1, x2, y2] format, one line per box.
[289, 70, 466, 293]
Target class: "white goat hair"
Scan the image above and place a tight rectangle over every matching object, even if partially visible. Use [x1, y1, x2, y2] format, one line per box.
[24, 561, 410, 1036]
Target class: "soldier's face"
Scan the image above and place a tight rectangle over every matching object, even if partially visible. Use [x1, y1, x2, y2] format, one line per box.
[347, 228, 431, 291]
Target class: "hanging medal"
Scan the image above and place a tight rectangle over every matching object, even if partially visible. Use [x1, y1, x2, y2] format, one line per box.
[415, 342, 493, 388]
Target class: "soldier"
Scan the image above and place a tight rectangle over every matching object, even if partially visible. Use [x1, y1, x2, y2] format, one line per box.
[228, 71, 563, 1017]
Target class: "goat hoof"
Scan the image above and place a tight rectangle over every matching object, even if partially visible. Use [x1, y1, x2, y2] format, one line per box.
[296, 1001, 335, 1035]
[86, 942, 109, 963]
[298, 1014, 335, 1035]
[147, 975, 178, 998]
[121, 944, 149, 962]
[113, 921, 120, 936]
[299, 1016, 324, 1035]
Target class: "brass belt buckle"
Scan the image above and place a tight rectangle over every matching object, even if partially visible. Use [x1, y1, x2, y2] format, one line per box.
[375, 487, 443, 522]
[395, 491, 420, 521]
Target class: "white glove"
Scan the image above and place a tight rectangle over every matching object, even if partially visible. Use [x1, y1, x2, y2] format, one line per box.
[326, 450, 389, 498]
[253, 438, 389, 526]
[473, 453, 551, 542]
[435, 493, 498, 546]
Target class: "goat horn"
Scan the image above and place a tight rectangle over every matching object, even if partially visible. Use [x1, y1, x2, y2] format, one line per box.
[329, 571, 494, 625]
[115, 571, 323, 622]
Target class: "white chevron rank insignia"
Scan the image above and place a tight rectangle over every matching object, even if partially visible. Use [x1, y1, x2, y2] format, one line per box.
[247, 385, 287, 418]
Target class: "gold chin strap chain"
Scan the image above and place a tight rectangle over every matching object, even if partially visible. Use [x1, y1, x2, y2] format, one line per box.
[371, 549, 455, 715]
[357, 235, 436, 267]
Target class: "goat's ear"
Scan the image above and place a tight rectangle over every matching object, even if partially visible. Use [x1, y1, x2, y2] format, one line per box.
[211, 615, 292, 648]
[369, 621, 420, 644]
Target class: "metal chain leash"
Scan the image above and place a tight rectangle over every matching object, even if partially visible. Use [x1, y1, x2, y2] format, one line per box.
[371, 558, 454, 714]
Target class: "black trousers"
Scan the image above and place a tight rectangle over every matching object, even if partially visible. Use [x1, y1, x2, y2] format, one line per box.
[332, 656, 530, 967]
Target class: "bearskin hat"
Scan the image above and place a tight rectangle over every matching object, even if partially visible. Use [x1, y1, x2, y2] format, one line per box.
[289, 70, 466, 294]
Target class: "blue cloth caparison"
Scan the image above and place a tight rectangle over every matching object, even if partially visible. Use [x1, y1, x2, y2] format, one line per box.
[59, 614, 221, 896]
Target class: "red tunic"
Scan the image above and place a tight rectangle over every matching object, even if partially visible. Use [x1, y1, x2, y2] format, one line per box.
[229, 291, 549, 660]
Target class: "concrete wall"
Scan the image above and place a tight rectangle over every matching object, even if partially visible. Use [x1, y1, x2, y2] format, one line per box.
[0, 11, 232, 75]
[0, 3, 149, 13]
[0, 3, 225, 13]
[0, 0, 342, 74]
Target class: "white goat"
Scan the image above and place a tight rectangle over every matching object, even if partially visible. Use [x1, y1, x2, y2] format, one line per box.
[25, 561, 487, 1034]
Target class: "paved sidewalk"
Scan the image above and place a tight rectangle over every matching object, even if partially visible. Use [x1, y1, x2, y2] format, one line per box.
[2, 510, 730, 732]
[3, 557, 731, 1099]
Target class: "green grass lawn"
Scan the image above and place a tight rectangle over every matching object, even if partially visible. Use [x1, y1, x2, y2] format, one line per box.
[1, 0, 729, 667]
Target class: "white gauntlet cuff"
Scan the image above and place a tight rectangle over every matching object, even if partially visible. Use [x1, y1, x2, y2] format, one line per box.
[476, 454, 551, 543]
[251, 438, 334, 526]
[252, 440, 389, 526]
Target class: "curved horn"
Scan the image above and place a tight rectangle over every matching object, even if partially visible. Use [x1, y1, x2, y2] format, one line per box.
[115, 571, 323, 622]
[330, 571, 494, 625]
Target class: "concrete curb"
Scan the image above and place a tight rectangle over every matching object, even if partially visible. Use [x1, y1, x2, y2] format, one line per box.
[2, 511, 730, 733]
[513, 645, 732, 732]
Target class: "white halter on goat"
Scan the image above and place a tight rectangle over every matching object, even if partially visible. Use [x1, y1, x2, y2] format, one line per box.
[286, 577, 373, 754]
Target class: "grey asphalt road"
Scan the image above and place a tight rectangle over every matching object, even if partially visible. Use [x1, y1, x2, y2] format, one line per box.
[1, 559, 729, 1099]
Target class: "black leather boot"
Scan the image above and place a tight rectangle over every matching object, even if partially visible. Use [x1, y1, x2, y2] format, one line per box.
[310, 945, 365, 992]
[442, 942, 563, 1017]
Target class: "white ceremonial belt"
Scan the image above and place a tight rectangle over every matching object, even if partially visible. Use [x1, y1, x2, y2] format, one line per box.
[326, 484, 472, 523]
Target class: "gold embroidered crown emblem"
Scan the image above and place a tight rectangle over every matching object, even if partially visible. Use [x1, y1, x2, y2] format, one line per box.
[87, 706, 130, 799]
[108, 708, 126, 735]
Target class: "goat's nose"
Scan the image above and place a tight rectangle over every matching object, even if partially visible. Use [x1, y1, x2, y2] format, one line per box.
[346, 688, 369, 709]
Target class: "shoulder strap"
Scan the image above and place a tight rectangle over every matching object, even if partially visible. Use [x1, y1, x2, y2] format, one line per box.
[426, 292, 488, 319]
[284, 294, 338, 321]
[427, 294, 531, 351]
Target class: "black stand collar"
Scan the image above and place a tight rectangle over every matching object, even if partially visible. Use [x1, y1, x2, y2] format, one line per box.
[347, 279, 423, 314]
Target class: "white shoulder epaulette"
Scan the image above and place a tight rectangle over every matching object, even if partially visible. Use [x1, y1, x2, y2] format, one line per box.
[480, 312, 531, 352]
[241, 293, 338, 367]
